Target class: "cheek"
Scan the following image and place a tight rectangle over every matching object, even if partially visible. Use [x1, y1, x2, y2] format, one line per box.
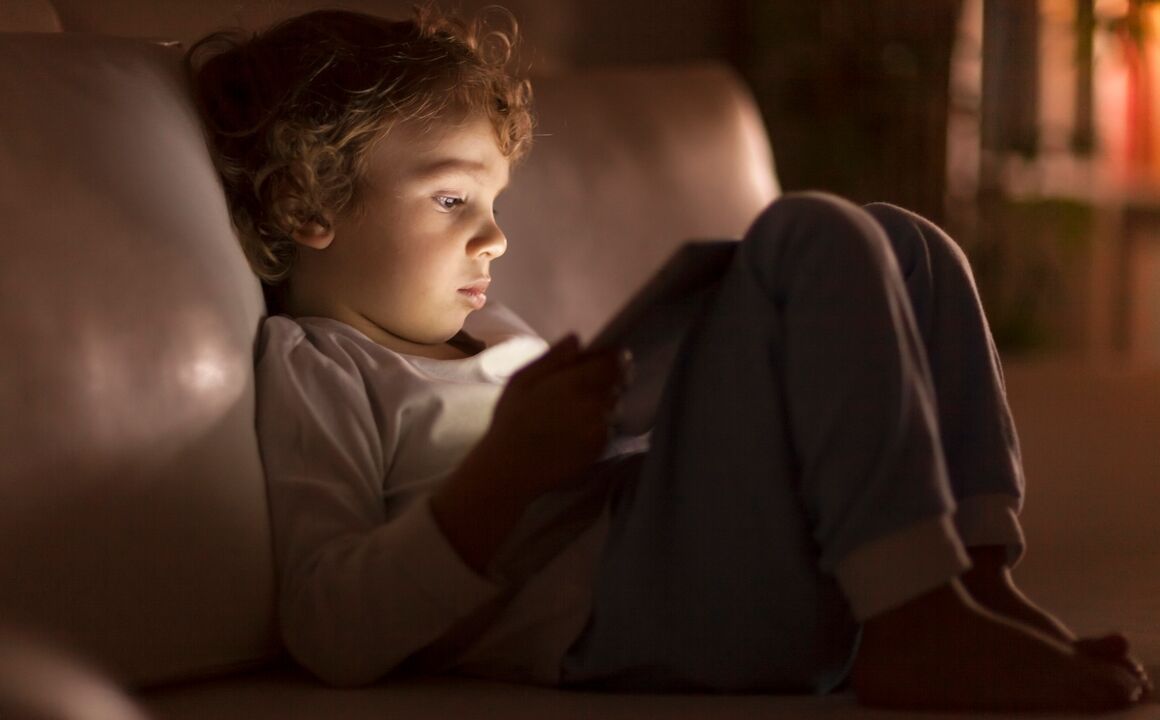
[374, 243, 454, 303]
[351, 221, 416, 284]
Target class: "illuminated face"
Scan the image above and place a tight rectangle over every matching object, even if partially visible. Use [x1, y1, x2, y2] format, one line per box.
[287, 114, 510, 358]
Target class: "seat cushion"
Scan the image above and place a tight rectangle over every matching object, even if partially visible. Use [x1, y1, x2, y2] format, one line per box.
[0, 626, 149, 720]
[140, 359, 1160, 719]
[0, 33, 275, 686]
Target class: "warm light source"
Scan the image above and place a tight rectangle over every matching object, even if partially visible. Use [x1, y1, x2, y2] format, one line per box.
[1096, 0, 1131, 19]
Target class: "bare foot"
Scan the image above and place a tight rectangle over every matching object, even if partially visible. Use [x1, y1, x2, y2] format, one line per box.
[851, 580, 1147, 712]
[962, 545, 1152, 692]
[961, 545, 1074, 642]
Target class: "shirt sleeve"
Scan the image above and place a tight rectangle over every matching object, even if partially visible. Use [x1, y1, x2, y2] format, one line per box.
[255, 318, 503, 687]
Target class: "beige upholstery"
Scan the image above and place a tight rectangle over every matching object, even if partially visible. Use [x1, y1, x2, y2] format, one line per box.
[0, 34, 275, 686]
[0, 627, 148, 720]
[496, 63, 776, 340]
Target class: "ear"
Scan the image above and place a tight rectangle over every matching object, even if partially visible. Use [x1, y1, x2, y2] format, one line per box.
[292, 217, 335, 250]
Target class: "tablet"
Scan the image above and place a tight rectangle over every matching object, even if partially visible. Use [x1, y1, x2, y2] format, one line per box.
[589, 240, 738, 435]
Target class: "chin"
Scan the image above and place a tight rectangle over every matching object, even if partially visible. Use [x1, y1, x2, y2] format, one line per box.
[398, 312, 465, 345]
[425, 324, 466, 345]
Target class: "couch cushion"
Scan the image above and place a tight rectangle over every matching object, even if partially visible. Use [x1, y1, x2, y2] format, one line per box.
[140, 359, 1160, 719]
[0, 33, 275, 686]
[494, 63, 778, 340]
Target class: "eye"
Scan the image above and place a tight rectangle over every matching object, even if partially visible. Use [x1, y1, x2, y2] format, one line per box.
[433, 195, 464, 212]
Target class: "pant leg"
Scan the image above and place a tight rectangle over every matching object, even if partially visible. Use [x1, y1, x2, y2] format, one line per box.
[562, 193, 970, 694]
[863, 204, 1026, 562]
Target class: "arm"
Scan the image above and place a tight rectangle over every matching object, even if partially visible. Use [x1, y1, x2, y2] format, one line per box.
[258, 324, 499, 687]
[431, 334, 627, 574]
[260, 326, 622, 686]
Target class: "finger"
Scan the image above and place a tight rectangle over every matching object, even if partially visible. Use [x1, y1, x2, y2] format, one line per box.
[568, 350, 625, 392]
[588, 347, 634, 394]
[570, 397, 618, 433]
[617, 348, 634, 390]
[512, 334, 581, 385]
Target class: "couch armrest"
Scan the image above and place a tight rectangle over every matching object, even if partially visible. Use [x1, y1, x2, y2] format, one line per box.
[0, 627, 149, 720]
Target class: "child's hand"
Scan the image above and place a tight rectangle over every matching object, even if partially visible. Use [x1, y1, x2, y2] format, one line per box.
[483, 333, 628, 500]
[431, 334, 628, 575]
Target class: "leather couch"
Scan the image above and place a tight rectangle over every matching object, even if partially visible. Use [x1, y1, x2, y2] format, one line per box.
[2, 1, 1157, 718]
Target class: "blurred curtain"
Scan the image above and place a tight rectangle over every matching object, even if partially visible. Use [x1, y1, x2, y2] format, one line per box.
[741, 0, 963, 222]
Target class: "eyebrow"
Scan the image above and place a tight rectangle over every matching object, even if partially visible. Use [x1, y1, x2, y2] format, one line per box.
[412, 158, 491, 181]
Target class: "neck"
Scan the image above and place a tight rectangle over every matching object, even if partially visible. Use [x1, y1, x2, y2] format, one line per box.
[282, 280, 469, 360]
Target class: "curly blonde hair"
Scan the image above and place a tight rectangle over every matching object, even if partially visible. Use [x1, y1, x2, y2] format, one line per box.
[186, 6, 533, 289]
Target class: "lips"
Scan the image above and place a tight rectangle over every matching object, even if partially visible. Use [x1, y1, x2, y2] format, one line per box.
[457, 278, 490, 309]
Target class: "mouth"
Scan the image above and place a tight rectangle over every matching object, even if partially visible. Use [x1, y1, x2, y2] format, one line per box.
[457, 278, 490, 310]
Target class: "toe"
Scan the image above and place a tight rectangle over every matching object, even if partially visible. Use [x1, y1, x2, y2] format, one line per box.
[1088, 660, 1148, 709]
[1075, 634, 1129, 660]
[1075, 634, 1151, 690]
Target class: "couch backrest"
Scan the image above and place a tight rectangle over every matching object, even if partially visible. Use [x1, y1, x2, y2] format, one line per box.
[0, 34, 274, 686]
[495, 63, 777, 340]
[0, 30, 775, 687]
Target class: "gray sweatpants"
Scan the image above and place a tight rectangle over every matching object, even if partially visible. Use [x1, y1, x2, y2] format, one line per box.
[561, 193, 1026, 694]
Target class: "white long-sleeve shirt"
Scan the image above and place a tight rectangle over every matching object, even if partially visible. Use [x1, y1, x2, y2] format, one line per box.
[255, 303, 620, 687]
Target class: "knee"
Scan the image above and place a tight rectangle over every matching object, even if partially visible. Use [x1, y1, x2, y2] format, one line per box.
[750, 192, 865, 241]
[743, 192, 896, 290]
[862, 202, 972, 278]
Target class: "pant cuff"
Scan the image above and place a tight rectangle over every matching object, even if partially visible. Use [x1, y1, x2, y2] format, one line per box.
[953, 493, 1025, 567]
[834, 514, 970, 621]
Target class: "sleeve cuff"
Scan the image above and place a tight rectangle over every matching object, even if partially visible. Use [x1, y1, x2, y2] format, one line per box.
[391, 496, 504, 616]
[953, 493, 1025, 567]
[834, 514, 971, 621]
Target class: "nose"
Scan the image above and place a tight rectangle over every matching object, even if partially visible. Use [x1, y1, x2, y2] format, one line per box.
[471, 217, 507, 260]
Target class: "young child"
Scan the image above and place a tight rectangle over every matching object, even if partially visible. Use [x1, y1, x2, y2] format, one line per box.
[187, 7, 1151, 712]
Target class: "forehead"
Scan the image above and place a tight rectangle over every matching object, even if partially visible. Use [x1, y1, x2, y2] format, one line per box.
[365, 115, 510, 187]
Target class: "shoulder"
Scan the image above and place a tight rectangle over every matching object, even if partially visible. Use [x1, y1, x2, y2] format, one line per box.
[255, 316, 389, 472]
[259, 315, 346, 382]
[256, 315, 396, 409]
[258, 314, 405, 378]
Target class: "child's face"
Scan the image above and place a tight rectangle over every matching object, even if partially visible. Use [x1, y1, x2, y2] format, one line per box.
[291, 114, 510, 356]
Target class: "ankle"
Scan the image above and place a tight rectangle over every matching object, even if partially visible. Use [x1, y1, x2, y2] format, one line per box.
[966, 543, 1008, 569]
[961, 545, 1014, 599]
[853, 580, 986, 704]
[957, 546, 1079, 644]
[860, 580, 980, 643]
